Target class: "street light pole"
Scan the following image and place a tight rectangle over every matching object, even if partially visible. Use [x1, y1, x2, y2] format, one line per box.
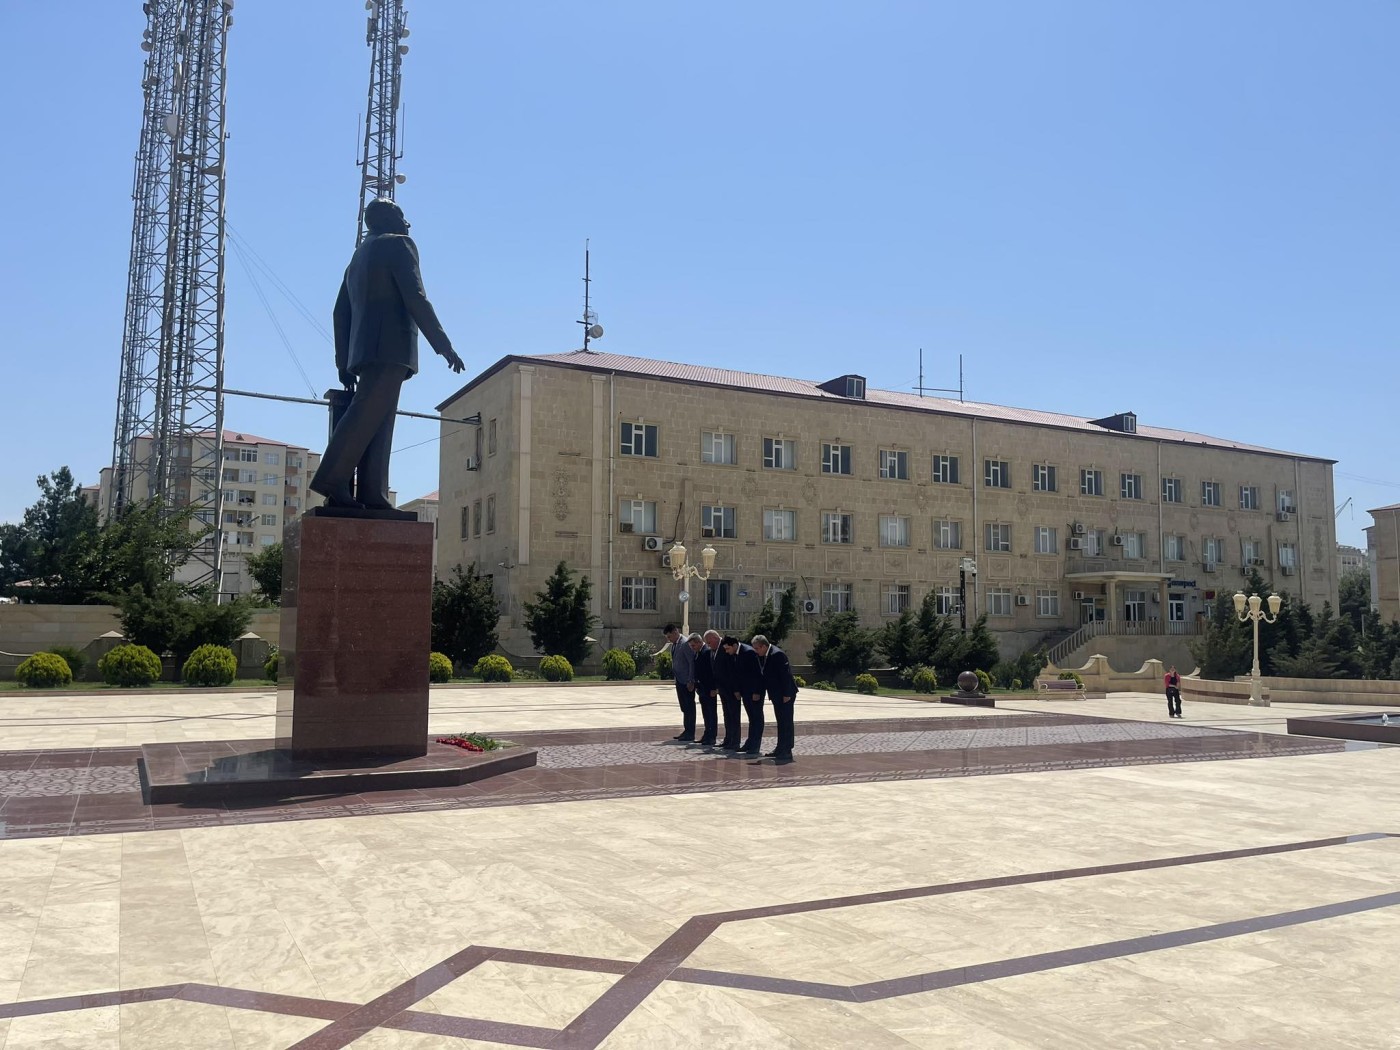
[667, 541, 718, 638]
[1233, 590, 1282, 707]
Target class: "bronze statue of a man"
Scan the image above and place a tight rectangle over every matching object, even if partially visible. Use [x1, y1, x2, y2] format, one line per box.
[309, 198, 464, 510]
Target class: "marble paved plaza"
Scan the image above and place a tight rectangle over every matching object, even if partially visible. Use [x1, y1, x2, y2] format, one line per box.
[0, 683, 1397, 1048]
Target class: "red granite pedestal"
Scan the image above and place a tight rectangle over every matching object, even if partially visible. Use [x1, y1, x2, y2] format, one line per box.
[276, 511, 434, 759]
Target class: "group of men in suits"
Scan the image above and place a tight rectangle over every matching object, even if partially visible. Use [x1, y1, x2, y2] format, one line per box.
[658, 624, 799, 763]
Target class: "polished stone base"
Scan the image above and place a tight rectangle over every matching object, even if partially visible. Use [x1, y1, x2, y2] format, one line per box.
[940, 692, 996, 708]
[137, 739, 537, 805]
[1286, 712, 1400, 746]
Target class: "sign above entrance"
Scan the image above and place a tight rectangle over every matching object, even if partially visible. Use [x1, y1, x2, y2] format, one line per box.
[1169, 579, 1198, 588]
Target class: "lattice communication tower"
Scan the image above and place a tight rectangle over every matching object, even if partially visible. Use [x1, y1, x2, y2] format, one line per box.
[356, 0, 409, 244]
[109, 0, 234, 590]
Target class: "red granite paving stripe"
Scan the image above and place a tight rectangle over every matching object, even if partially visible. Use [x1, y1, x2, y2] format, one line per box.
[0, 984, 187, 1019]
[175, 983, 357, 1020]
[386, 1009, 563, 1045]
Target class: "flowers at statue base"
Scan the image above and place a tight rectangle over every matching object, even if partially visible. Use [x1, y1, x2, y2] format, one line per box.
[435, 732, 501, 753]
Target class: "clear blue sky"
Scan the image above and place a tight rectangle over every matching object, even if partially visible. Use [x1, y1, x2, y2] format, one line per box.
[1, 1, 1395, 547]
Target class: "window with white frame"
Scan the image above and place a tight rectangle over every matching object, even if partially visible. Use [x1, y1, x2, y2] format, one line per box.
[1279, 542, 1297, 568]
[1162, 477, 1182, 503]
[987, 588, 1013, 617]
[261, 514, 277, 526]
[702, 504, 737, 539]
[765, 580, 795, 606]
[822, 582, 854, 612]
[984, 459, 1011, 488]
[1164, 534, 1185, 561]
[821, 443, 852, 475]
[1201, 481, 1222, 507]
[238, 448, 258, 462]
[934, 519, 962, 550]
[240, 469, 257, 484]
[1122, 532, 1145, 559]
[262, 493, 277, 506]
[879, 449, 909, 480]
[935, 587, 959, 616]
[821, 511, 853, 545]
[932, 455, 960, 484]
[763, 437, 796, 470]
[1278, 489, 1296, 513]
[1203, 536, 1224, 566]
[1084, 528, 1106, 557]
[263, 451, 280, 465]
[488, 419, 497, 455]
[1081, 469, 1103, 496]
[1242, 539, 1261, 566]
[985, 522, 1012, 552]
[195, 509, 215, 524]
[619, 499, 657, 534]
[1239, 485, 1259, 510]
[460, 506, 470, 539]
[263, 473, 278, 486]
[764, 508, 796, 541]
[1034, 525, 1057, 555]
[879, 514, 911, 548]
[619, 421, 658, 457]
[1036, 589, 1060, 617]
[621, 576, 658, 611]
[1033, 464, 1057, 492]
[701, 431, 737, 465]
[259, 535, 276, 547]
[473, 500, 482, 537]
[1121, 473, 1142, 500]
[486, 495, 496, 534]
[884, 583, 911, 616]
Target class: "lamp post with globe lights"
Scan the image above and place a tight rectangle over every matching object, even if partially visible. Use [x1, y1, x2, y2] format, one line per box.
[1233, 591, 1282, 707]
[668, 541, 717, 638]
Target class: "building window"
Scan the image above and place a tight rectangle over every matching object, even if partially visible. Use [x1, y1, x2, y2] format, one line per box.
[879, 450, 909, 480]
[884, 583, 911, 616]
[1242, 539, 1262, 566]
[620, 499, 657, 534]
[1278, 489, 1296, 514]
[472, 500, 482, 537]
[1034, 525, 1057, 555]
[1084, 528, 1106, 557]
[822, 582, 854, 612]
[239, 448, 258, 462]
[985, 522, 1012, 553]
[1239, 485, 1259, 510]
[488, 419, 497, 455]
[262, 493, 277, 506]
[932, 455, 960, 485]
[259, 535, 276, 547]
[1278, 542, 1297, 568]
[261, 514, 277, 526]
[1164, 534, 1185, 561]
[1121, 473, 1142, 500]
[935, 587, 959, 616]
[1033, 464, 1057, 492]
[701, 431, 737, 465]
[987, 588, 1012, 617]
[240, 469, 258, 484]
[262, 473, 278, 486]
[1201, 481, 1222, 507]
[934, 519, 963, 550]
[821, 511, 853, 545]
[879, 515, 910, 548]
[194, 510, 215, 524]
[984, 459, 1011, 488]
[1122, 532, 1145, 559]
[620, 421, 658, 458]
[1080, 469, 1103, 497]
[821, 443, 852, 475]
[475, 426, 484, 464]
[1203, 536, 1224, 566]
[460, 506, 470, 539]
[765, 580, 795, 606]
[764, 508, 796, 541]
[763, 437, 796, 470]
[702, 504, 737, 539]
[1162, 477, 1182, 503]
[1036, 589, 1061, 617]
[264, 451, 280, 465]
[486, 495, 496, 534]
[621, 576, 658, 611]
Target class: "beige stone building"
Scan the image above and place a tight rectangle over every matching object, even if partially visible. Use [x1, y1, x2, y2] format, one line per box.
[437, 351, 1338, 658]
[397, 490, 440, 578]
[1366, 506, 1400, 622]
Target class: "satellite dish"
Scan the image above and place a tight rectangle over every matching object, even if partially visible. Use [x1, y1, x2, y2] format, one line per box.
[162, 113, 179, 137]
[587, 324, 604, 340]
[394, 173, 407, 184]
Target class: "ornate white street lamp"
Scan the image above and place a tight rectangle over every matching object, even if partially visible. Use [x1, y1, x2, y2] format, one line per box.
[1233, 591, 1282, 707]
[668, 541, 717, 638]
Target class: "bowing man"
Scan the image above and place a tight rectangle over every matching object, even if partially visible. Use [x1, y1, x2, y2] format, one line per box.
[691, 632, 719, 745]
[752, 634, 798, 762]
[722, 635, 766, 755]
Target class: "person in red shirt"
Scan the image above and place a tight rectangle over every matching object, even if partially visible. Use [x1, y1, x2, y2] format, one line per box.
[1164, 665, 1182, 718]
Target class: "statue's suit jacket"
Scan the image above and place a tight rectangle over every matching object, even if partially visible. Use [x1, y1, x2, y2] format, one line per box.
[333, 232, 452, 378]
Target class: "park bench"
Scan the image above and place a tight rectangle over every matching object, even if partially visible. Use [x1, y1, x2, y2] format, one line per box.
[1036, 677, 1086, 699]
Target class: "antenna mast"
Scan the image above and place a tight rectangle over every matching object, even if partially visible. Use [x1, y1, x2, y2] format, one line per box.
[577, 241, 603, 350]
[109, 0, 234, 592]
[913, 350, 964, 401]
[356, 0, 408, 244]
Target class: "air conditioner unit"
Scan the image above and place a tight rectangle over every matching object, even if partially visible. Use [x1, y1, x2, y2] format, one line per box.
[701, 526, 715, 538]
[1282, 565, 1296, 576]
[1015, 594, 1030, 607]
[642, 535, 663, 552]
[801, 599, 819, 614]
[1276, 511, 1292, 522]
[1111, 535, 1124, 546]
[1072, 523, 1086, 535]
[1203, 562, 1217, 573]
[1251, 557, 1266, 566]
[1073, 591, 1086, 601]
[660, 552, 673, 568]
[464, 456, 478, 472]
[619, 522, 634, 533]
[1068, 537, 1083, 550]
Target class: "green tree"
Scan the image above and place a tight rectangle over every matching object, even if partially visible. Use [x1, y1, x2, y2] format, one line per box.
[876, 610, 921, 671]
[1361, 617, 1400, 680]
[770, 586, 797, 644]
[245, 542, 283, 605]
[83, 499, 205, 599]
[1190, 590, 1251, 679]
[431, 563, 501, 667]
[112, 583, 253, 665]
[522, 561, 598, 665]
[0, 467, 99, 602]
[746, 599, 778, 642]
[810, 610, 878, 678]
[1338, 569, 1370, 634]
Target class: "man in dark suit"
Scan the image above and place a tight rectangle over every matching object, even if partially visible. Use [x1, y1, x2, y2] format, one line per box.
[691, 632, 719, 745]
[711, 631, 741, 750]
[722, 635, 766, 755]
[752, 634, 798, 762]
[310, 198, 465, 509]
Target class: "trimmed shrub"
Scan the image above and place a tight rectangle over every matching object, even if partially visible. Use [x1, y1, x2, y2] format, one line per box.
[911, 667, 938, 694]
[811, 680, 837, 691]
[793, 675, 807, 688]
[855, 673, 879, 695]
[626, 639, 654, 674]
[183, 644, 237, 687]
[602, 648, 637, 681]
[99, 644, 163, 687]
[1058, 670, 1085, 687]
[429, 652, 454, 683]
[264, 649, 279, 682]
[16, 652, 73, 688]
[656, 650, 673, 680]
[48, 645, 87, 681]
[474, 654, 514, 682]
[974, 669, 993, 694]
[513, 668, 541, 681]
[540, 654, 574, 682]
[1011, 678, 1023, 691]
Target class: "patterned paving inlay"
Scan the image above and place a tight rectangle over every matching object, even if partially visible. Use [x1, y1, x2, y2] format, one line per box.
[0, 765, 141, 797]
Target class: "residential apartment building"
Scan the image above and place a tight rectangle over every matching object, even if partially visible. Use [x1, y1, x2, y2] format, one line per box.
[438, 351, 1338, 657]
[1336, 543, 1369, 579]
[1366, 506, 1400, 621]
[100, 429, 324, 598]
[397, 490, 440, 578]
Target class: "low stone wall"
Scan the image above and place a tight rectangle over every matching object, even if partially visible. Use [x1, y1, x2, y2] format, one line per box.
[1262, 676, 1400, 706]
[1178, 675, 1260, 707]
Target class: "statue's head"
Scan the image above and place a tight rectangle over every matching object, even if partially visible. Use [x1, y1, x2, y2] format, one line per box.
[364, 198, 410, 234]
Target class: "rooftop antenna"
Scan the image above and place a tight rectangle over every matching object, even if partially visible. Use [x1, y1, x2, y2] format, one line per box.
[914, 349, 964, 402]
[578, 240, 604, 350]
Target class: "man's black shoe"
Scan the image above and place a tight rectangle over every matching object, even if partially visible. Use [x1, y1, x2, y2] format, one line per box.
[672, 733, 695, 741]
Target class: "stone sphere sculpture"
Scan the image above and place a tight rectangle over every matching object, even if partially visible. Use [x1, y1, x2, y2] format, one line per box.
[956, 670, 981, 694]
